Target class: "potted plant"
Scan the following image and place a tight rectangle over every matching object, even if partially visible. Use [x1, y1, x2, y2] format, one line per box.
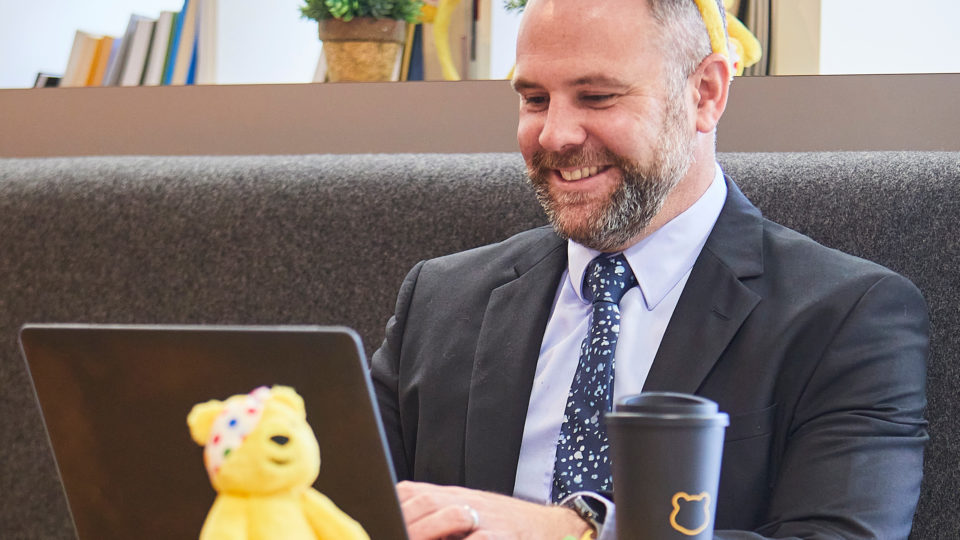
[301, 0, 423, 82]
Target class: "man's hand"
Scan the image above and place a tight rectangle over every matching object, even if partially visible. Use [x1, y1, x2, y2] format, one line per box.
[397, 480, 591, 540]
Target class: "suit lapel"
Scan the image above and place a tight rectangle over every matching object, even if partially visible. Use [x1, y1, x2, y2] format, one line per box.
[461, 179, 766, 490]
[464, 232, 566, 494]
[644, 179, 764, 393]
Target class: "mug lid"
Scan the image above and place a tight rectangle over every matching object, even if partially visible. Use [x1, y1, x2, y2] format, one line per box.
[615, 392, 719, 416]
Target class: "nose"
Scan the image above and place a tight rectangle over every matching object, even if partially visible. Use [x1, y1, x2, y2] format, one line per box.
[270, 435, 290, 446]
[538, 102, 587, 152]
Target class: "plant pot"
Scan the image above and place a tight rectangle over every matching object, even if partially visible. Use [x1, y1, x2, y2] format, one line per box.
[318, 18, 407, 82]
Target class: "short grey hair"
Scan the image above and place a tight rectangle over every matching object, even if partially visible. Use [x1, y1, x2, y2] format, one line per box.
[647, 0, 726, 92]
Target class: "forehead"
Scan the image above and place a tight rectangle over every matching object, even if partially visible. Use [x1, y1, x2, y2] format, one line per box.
[515, 0, 663, 85]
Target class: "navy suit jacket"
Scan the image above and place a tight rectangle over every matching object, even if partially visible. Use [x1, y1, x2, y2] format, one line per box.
[370, 178, 929, 539]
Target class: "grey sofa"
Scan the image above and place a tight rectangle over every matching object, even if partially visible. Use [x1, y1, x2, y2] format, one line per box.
[1, 152, 957, 539]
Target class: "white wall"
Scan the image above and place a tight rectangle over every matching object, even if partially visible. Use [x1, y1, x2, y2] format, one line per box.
[819, 0, 960, 75]
[488, 3, 522, 80]
[4, 0, 960, 88]
[215, 0, 321, 85]
[0, 0, 321, 88]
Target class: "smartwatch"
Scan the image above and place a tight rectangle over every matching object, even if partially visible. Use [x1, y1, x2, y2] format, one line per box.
[560, 492, 607, 536]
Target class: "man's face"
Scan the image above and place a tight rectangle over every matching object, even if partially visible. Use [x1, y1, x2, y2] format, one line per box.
[513, 0, 696, 252]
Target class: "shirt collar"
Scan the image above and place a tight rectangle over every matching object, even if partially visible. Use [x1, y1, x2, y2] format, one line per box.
[567, 163, 728, 309]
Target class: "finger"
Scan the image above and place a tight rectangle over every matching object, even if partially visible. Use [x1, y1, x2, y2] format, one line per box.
[401, 495, 440, 525]
[400, 486, 477, 532]
[399, 480, 479, 502]
[397, 480, 428, 502]
[406, 503, 479, 540]
[399, 483, 449, 522]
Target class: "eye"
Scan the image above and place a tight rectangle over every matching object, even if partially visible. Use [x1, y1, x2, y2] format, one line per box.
[581, 94, 616, 105]
[520, 94, 549, 110]
[270, 435, 290, 446]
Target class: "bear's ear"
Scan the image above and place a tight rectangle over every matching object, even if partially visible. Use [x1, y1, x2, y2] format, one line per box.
[270, 386, 306, 418]
[187, 400, 224, 445]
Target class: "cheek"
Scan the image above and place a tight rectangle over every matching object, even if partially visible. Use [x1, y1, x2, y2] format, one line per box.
[597, 115, 658, 161]
[517, 114, 544, 159]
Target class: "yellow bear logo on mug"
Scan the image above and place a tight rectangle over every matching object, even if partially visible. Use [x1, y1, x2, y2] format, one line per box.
[669, 491, 711, 536]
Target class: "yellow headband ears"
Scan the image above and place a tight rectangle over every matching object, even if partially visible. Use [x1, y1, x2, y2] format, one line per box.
[693, 0, 763, 76]
[693, 0, 729, 58]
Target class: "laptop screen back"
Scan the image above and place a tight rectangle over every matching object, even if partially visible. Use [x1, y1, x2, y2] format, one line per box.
[20, 324, 407, 540]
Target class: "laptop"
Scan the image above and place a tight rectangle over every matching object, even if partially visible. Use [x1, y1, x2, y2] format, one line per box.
[19, 324, 408, 540]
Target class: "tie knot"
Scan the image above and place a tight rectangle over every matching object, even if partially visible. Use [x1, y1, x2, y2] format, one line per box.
[583, 254, 637, 305]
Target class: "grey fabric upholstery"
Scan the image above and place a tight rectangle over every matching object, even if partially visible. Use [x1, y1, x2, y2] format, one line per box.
[0, 152, 956, 538]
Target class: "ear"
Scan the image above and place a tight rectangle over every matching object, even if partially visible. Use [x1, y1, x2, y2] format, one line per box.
[187, 400, 224, 446]
[270, 385, 306, 418]
[691, 52, 732, 133]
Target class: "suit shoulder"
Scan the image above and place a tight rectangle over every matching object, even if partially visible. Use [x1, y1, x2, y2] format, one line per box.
[759, 218, 922, 298]
[422, 225, 562, 276]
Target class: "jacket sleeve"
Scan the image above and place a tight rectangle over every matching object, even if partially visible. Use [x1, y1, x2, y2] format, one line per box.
[716, 273, 929, 539]
[369, 261, 425, 482]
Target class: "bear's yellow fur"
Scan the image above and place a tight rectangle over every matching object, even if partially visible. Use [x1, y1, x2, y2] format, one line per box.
[188, 386, 369, 540]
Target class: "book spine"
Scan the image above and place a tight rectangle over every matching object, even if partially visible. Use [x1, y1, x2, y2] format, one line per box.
[164, 0, 190, 85]
[144, 12, 175, 86]
[171, 0, 198, 85]
[186, 38, 198, 85]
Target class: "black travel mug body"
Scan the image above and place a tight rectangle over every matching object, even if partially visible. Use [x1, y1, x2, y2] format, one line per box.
[606, 392, 728, 539]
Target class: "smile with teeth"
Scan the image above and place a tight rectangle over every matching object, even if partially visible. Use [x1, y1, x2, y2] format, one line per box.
[559, 165, 607, 181]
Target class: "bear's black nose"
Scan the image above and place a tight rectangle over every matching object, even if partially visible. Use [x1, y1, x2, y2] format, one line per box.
[270, 435, 290, 446]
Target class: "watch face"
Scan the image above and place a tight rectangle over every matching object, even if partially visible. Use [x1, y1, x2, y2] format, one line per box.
[565, 494, 606, 531]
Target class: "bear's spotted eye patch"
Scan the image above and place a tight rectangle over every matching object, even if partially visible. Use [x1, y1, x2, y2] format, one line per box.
[271, 435, 290, 446]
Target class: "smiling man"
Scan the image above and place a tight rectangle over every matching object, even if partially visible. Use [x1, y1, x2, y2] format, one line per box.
[370, 0, 929, 539]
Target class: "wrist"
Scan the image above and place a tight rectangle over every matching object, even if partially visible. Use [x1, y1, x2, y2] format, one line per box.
[558, 492, 607, 537]
[558, 505, 594, 539]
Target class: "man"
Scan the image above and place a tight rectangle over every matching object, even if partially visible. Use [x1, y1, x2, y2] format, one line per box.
[371, 0, 929, 538]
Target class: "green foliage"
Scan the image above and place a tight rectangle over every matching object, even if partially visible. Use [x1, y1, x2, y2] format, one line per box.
[301, 0, 424, 23]
[503, 0, 527, 12]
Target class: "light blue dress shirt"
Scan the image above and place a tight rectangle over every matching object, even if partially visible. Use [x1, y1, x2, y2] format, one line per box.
[512, 164, 728, 526]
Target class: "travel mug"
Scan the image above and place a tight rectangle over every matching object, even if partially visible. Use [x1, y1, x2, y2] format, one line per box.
[606, 392, 728, 539]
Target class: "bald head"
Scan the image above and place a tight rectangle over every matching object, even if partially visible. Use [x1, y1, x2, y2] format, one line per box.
[519, 0, 719, 92]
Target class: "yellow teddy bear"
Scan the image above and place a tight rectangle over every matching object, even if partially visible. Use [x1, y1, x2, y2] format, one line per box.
[187, 386, 369, 540]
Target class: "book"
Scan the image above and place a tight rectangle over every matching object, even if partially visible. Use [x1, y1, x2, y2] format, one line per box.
[102, 38, 123, 85]
[400, 22, 415, 81]
[186, 39, 198, 85]
[120, 17, 157, 86]
[104, 14, 152, 86]
[170, 0, 200, 85]
[194, 0, 218, 84]
[406, 24, 424, 81]
[61, 30, 101, 87]
[143, 11, 176, 86]
[471, 0, 492, 79]
[161, 12, 181, 85]
[33, 73, 62, 88]
[163, 2, 187, 85]
[86, 36, 116, 86]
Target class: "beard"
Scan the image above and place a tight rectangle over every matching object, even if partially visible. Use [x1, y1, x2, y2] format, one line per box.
[525, 94, 695, 252]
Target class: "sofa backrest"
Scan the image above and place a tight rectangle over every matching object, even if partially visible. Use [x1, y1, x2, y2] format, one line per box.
[0, 152, 956, 538]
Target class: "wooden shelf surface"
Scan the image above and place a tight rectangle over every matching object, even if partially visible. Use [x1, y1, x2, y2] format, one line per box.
[2, 74, 958, 157]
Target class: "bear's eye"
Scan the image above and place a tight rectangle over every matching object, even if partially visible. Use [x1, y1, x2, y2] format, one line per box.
[270, 435, 290, 446]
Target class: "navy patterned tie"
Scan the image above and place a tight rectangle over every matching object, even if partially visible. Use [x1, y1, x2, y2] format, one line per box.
[552, 254, 637, 502]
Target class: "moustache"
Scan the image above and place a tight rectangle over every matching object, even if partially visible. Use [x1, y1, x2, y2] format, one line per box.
[530, 147, 625, 173]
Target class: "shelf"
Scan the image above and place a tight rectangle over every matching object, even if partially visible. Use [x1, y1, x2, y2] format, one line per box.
[2, 75, 958, 157]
